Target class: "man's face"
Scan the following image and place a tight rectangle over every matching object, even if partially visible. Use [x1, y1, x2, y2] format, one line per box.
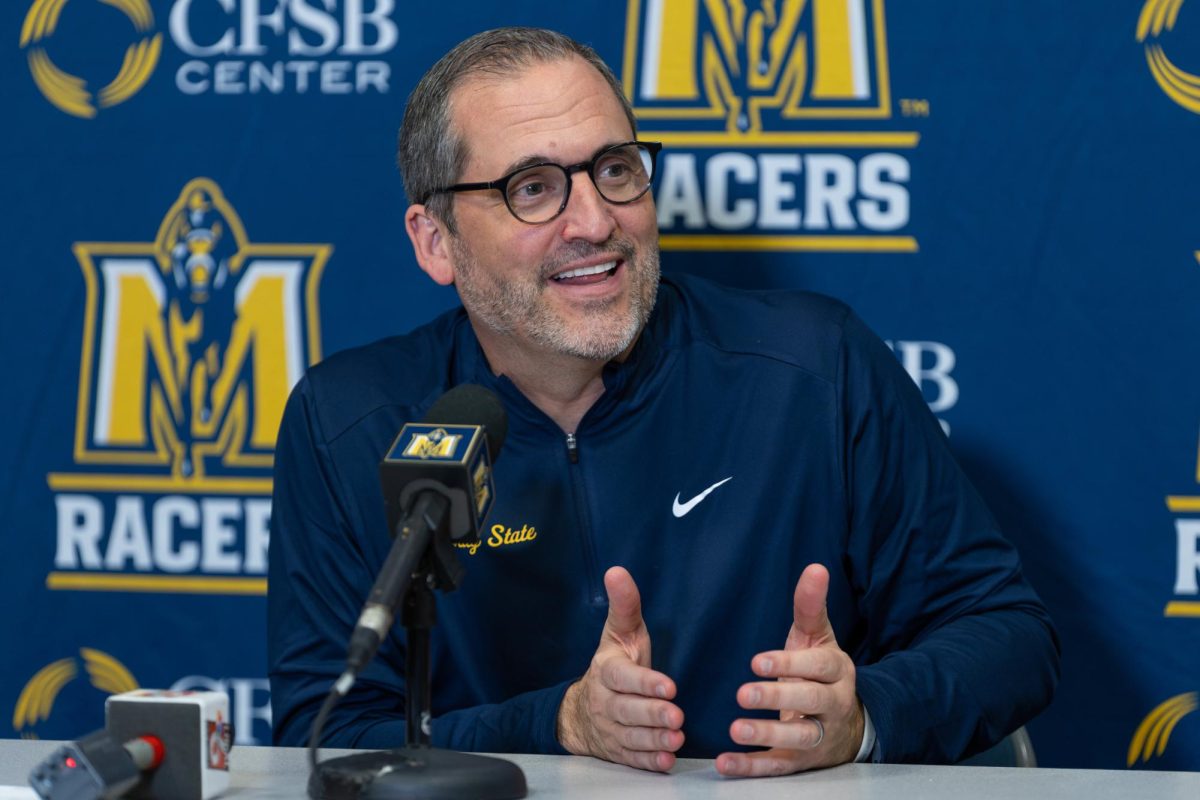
[443, 57, 660, 363]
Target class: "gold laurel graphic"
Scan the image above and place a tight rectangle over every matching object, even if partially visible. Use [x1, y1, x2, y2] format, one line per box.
[11, 658, 76, 731]
[1146, 45, 1200, 113]
[99, 33, 161, 108]
[1127, 691, 1198, 766]
[82, 647, 139, 695]
[11, 650, 139, 737]
[27, 48, 93, 118]
[1137, 0, 1200, 114]
[19, 0, 67, 46]
[21, 0, 158, 118]
[1137, 0, 1185, 39]
[102, 0, 153, 32]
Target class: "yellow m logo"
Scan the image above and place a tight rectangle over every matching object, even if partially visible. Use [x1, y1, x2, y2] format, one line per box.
[403, 430, 462, 460]
[70, 179, 328, 483]
[625, 0, 892, 136]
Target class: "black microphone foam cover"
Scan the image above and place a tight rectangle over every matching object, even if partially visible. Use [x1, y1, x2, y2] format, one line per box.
[424, 384, 507, 462]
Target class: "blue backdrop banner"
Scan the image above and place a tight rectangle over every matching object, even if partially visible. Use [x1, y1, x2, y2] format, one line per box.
[2, 0, 1198, 771]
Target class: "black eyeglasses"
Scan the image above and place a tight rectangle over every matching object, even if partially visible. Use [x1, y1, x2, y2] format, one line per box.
[424, 141, 662, 224]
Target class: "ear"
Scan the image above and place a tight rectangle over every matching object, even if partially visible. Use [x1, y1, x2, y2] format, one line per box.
[405, 204, 455, 286]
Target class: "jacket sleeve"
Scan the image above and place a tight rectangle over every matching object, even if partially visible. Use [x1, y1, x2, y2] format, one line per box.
[834, 312, 1061, 763]
[267, 378, 571, 754]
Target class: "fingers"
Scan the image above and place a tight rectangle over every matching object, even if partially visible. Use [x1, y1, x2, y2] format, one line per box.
[749, 648, 847, 683]
[789, 563, 834, 646]
[715, 749, 808, 778]
[736, 680, 834, 715]
[600, 716, 684, 775]
[615, 724, 686, 753]
[559, 566, 687, 774]
[716, 564, 861, 777]
[603, 566, 644, 638]
[588, 696, 685, 774]
[607, 691, 685, 729]
[728, 717, 824, 750]
[597, 654, 677, 699]
[623, 749, 679, 773]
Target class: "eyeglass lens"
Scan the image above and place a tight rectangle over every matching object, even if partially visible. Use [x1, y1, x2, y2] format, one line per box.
[505, 144, 654, 223]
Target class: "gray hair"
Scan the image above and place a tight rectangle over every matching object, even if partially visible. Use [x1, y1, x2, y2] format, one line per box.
[397, 27, 638, 233]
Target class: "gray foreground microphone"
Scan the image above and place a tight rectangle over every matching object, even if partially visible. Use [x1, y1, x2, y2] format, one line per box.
[28, 730, 162, 800]
[29, 690, 232, 800]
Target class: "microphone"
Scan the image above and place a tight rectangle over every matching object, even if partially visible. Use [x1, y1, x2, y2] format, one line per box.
[308, 385, 525, 800]
[343, 384, 507, 676]
[28, 731, 162, 800]
[29, 690, 231, 800]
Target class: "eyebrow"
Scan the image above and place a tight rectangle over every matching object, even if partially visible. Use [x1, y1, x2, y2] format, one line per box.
[499, 153, 552, 176]
[498, 140, 629, 177]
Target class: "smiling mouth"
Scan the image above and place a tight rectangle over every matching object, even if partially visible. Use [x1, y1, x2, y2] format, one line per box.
[550, 260, 620, 285]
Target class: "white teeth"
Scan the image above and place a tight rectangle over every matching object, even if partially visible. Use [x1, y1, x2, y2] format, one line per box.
[553, 261, 617, 280]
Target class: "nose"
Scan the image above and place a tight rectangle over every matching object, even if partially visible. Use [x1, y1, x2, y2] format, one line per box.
[557, 171, 617, 244]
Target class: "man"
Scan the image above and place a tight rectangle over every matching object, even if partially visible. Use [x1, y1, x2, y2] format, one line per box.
[268, 27, 1059, 776]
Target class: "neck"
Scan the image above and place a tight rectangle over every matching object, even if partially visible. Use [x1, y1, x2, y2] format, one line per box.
[471, 324, 637, 434]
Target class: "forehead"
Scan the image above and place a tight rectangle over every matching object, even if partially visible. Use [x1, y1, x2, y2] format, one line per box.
[450, 57, 634, 176]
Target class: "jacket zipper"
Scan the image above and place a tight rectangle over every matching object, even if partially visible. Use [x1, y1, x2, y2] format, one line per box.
[565, 432, 603, 605]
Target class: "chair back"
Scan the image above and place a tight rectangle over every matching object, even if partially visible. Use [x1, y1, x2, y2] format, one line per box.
[957, 726, 1037, 767]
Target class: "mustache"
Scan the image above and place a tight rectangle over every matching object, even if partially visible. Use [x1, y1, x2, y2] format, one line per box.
[539, 237, 638, 280]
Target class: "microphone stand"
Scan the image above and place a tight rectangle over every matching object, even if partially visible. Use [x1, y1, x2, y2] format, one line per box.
[404, 570, 436, 749]
[308, 505, 527, 800]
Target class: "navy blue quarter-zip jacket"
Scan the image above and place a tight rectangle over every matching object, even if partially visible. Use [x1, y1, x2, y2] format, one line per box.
[268, 273, 1059, 763]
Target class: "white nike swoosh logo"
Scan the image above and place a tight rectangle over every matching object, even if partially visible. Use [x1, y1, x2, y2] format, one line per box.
[672, 477, 733, 518]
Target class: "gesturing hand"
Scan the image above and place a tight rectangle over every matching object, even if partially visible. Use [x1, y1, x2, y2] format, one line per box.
[557, 566, 685, 772]
[716, 563, 864, 777]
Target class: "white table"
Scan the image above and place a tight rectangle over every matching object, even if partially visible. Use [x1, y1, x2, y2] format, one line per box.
[3, 739, 1198, 799]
